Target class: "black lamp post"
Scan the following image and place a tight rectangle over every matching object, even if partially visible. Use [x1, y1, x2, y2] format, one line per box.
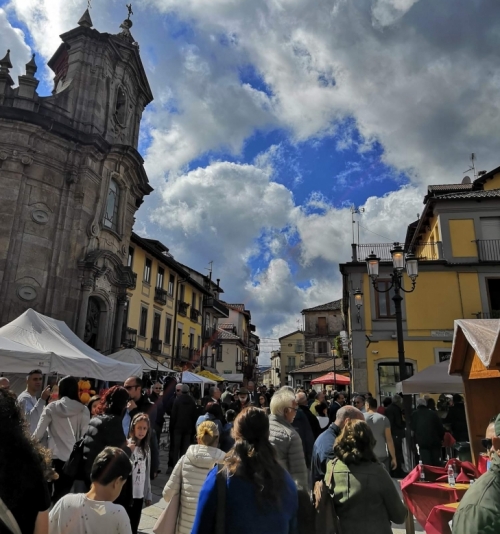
[366, 243, 419, 469]
[211, 346, 216, 368]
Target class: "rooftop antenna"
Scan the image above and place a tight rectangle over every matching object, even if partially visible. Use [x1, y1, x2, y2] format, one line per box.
[205, 261, 213, 281]
[463, 153, 477, 180]
[126, 3, 133, 19]
[351, 205, 365, 244]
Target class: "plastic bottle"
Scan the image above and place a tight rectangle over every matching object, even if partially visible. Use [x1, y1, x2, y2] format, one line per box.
[419, 460, 425, 482]
[447, 463, 456, 487]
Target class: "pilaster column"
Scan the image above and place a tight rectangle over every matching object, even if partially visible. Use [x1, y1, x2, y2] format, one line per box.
[113, 295, 127, 352]
[76, 278, 93, 339]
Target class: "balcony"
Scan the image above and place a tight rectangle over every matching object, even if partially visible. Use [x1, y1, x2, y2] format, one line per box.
[190, 308, 201, 322]
[285, 365, 296, 373]
[476, 240, 500, 262]
[173, 346, 197, 362]
[204, 326, 218, 341]
[150, 338, 162, 355]
[352, 242, 442, 262]
[178, 301, 189, 317]
[313, 326, 338, 336]
[204, 297, 230, 318]
[154, 287, 168, 305]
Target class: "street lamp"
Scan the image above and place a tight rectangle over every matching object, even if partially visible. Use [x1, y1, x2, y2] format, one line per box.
[365, 242, 419, 468]
[331, 347, 338, 390]
[211, 346, 217, 368]
[353, 288, 363, 323]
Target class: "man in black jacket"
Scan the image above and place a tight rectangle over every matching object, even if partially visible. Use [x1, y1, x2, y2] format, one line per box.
[296, 391, 322, 439]
[411, 398, 445, 466]
[124, 376, 159, 478]
[169, 384, 197, 463]
[328, 391, 346, 423]
[444, 394, 469, 442]
[385, 394, 406, 476]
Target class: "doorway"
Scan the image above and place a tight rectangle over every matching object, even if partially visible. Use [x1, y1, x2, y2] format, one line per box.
[84, 297, 101, 348]
[377, 362, 414, 401]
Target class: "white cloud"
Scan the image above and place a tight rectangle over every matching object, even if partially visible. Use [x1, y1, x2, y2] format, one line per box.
[0, 8, 32, 78]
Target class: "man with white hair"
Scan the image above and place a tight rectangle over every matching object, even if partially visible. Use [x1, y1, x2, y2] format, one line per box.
[452, 415, 500, 534]
[0, 377, 10, 389]
[411, 397, 445, 466]
[311, 405, 365, 486]
[269, 388, 309, 489]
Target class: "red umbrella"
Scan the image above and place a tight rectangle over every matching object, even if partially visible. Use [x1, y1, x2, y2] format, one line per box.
[311, 372, 350, 385]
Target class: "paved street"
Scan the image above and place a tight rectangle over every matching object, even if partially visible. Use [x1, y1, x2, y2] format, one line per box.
[138, 446, 423, 534]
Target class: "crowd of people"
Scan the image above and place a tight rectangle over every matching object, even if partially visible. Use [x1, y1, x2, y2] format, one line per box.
[0, 369, 486, 534]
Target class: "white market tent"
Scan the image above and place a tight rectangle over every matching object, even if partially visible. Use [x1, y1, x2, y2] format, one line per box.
[108, 348, 174, 373]
[181, 371, 216, 385]
[0, 309, 142, 381]
[0, 336, 54, 374]
[396, 360, 464, 394]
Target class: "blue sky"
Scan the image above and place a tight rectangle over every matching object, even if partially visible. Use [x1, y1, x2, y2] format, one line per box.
[3, 0, 500, 362]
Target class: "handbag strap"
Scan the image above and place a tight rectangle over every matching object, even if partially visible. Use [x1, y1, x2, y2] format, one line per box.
[215, 465, 226, 534]
[0, 497, 22, 534]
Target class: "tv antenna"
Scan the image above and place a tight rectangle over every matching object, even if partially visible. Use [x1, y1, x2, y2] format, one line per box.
[463, 153, 477, 180]
[205, 261, 214, 281]
[351, 206, 365, 244]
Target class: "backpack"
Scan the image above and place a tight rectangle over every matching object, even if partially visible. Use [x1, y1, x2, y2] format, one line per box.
[313, 458, 342, 534]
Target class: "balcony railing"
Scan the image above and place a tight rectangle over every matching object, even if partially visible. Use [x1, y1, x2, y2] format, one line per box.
[204, 326, 218, 341]
[203, 297, 229, 318]
[312, 326, 338, 336]
[472, 311, 500, 319]
[190, 308, 201, 322]
[178, 301, 189, 316]
[173, 346, 197, 362]
[150, 338, 162, 355]
[352, 242, 442, 262]
[154, 287, 168, 305]
[476, 240, 500, 262]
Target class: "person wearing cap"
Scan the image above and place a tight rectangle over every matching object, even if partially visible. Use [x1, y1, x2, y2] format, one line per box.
[452, 415, 500, 534]
[411, 397, 445, 467]
[229, 387, 252, 414]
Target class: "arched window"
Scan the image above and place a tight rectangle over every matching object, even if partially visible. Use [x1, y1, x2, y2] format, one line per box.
[115, 87, 127, 125]
[104, 179, 120, 231]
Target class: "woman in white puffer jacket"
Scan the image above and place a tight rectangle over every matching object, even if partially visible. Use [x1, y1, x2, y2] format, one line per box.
[163, 420, 226, 534]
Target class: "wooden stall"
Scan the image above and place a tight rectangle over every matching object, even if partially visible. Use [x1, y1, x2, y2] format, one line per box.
[449, 319, 500, 463]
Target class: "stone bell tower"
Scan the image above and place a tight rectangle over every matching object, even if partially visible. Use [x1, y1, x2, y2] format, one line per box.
[0, 9, 154, 354]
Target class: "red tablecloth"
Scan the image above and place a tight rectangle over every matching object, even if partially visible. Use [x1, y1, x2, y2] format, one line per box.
[477, 454, 488, 475]
[400, 463, 472, 527]
[425, 502, 459, 534]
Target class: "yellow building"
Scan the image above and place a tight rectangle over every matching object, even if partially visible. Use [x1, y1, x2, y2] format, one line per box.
[124, 232, 209, 369]
[340, 172, 500, 399]
[278, 330, 305, 386]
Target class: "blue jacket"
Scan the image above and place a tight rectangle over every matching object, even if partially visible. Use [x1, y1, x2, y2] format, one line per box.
[191, 466, 298, 534]
[311, 423, 340, 486]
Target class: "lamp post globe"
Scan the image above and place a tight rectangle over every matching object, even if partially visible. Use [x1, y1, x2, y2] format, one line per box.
[406, 252, 419, 281]
[390, 243, 405, 271]
[366, 252, 380, 280]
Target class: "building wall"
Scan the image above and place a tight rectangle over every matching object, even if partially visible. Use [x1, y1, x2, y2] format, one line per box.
[270, 351, 281, 387]
[279, 331, 305, 379]
[303, 310, 343, 364]
[216, 342, 240, 376]
[127, 243, 177, 359]
[482, 173, 500, 190]
[449, 219, 477, 257]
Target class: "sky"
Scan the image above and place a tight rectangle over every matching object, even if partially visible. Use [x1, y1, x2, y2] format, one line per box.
[2, 0, 500, 364]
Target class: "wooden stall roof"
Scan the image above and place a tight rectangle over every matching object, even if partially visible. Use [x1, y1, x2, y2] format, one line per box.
[449, 319, 500, 376]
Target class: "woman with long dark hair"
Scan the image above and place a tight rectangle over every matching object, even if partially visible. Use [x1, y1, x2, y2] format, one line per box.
[330, 419, 407, 534]
[191, 407, 298, 534]
[34, 375, 90, 503]
[0, 387, 52, 534]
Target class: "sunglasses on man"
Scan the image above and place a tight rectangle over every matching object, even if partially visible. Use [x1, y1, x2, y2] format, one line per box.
[482, 438, 493, 450]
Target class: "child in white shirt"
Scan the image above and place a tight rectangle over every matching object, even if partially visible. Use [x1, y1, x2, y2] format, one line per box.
[128, 413, 153, 534]
[49, 446, 133, 534]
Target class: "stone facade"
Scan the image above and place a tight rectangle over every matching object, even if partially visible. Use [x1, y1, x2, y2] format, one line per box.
[0, 10, 153, 354]
[301, 300, 343, 364]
